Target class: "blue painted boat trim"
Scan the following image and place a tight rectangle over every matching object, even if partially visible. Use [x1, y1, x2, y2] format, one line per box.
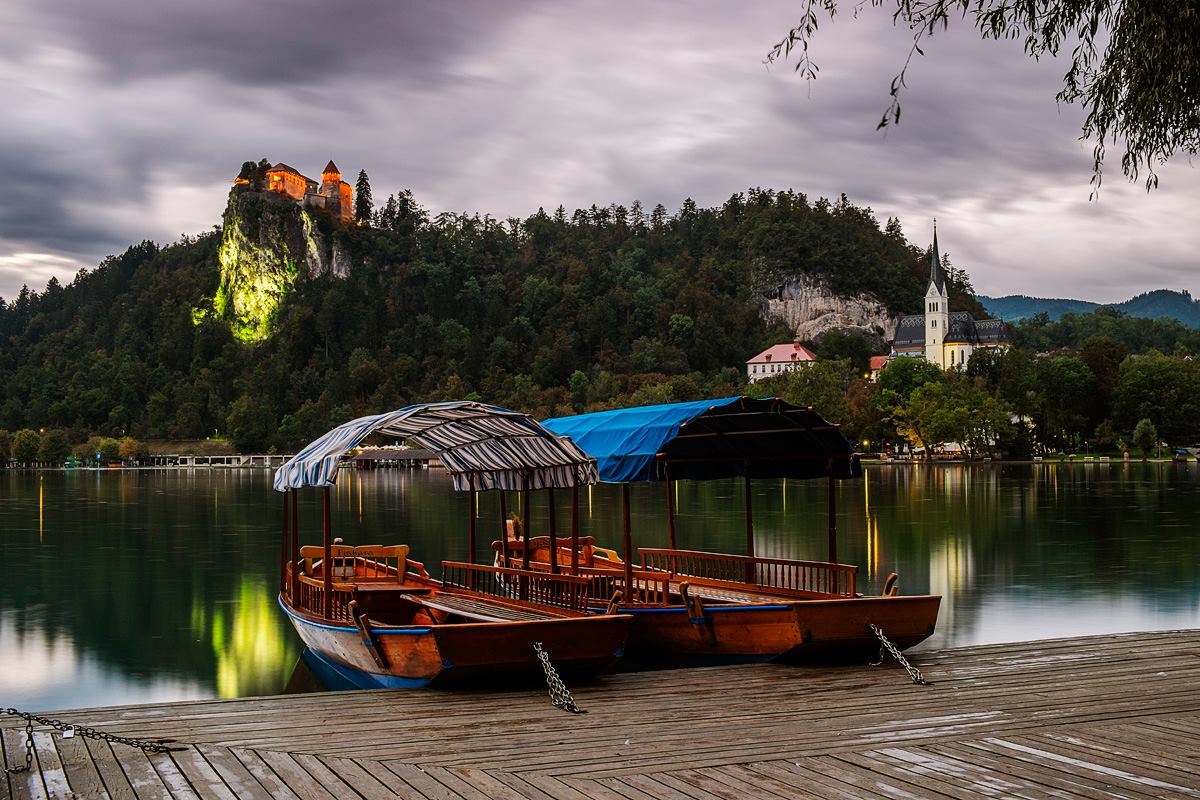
[301, 648, 432, 690]
[277, 596, 431, 635]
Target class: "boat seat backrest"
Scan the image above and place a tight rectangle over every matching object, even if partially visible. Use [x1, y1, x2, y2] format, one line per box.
[299, 544, 410, 582]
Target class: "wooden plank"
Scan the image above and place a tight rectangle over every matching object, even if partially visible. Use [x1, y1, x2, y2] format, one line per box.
[110, 744, 172, 798]
[927, 741, 1131, 800]
[146, 751, 200, 799]
[252, 750, 338, 800]
[744, 760, 887, 800]
[309, 756, 401, 800]
[228, 748, 302, 800]
[168, 747, 239, 800]
[290, 751, 377, 799]
[51, 730, 110, 800]
[192, 745, 271, 799]
[83, 737, 137, 800]
[383, 763, 468, 800]
[1, 726, 41, 800]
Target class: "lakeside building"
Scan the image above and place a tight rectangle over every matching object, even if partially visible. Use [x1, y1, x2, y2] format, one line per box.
[746, 341, 818, 383]
[890, 225, 1010, 369]
[237, 160, 354, 222]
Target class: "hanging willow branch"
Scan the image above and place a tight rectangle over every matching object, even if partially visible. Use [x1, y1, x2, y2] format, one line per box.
[766, 0, 1200, 193]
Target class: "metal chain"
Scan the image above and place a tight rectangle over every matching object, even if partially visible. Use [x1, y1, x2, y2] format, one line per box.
[531, 642, 587, 714]
[868, 624, 933, 686]
[3, 708, 186, 774]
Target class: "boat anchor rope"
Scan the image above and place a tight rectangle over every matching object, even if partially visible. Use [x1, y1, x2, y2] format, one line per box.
[532, 642, 587, 714]
[868, 624, 933, 686]
[2, 707, 187, 774]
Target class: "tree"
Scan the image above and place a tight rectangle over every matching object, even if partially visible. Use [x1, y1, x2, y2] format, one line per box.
[13, 429, 41, 465]
[1131, 417, 1157, 460]
[227, 394, 277, 453]
[37, 429, 71, 464]
[768, 0, 1200, 190]
[0, 429, 10, 465]
[1112, 353, 1200, 446]
[99, 438, 121, 463]
[815, 329, 874, 375]
[118, 436, 146, 463]
[354, 170, 374, 224]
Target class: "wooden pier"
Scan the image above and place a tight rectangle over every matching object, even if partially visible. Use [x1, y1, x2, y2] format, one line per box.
[4, 629, 1199, 799]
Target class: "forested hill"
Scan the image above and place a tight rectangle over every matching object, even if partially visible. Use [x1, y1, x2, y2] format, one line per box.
[0, 186, 961, 451]
[979, 290, 1200, 328]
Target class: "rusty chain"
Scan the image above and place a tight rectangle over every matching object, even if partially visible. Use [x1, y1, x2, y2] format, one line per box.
[868, 624, 932, 685]
[531, 642, 587, 714]
[3, 708, 186, 774]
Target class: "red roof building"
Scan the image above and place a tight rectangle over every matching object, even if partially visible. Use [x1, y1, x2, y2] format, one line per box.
[746, 341, 818, 383]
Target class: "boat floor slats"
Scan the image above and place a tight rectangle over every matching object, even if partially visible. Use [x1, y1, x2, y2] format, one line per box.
[406, 593, 570, 622]
[4, 630, 1200, 799]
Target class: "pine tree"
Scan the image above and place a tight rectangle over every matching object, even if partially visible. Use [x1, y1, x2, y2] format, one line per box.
[354, 170, 374, 224]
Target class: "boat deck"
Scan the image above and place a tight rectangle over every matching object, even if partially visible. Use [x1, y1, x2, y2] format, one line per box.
[4, 629, 1199, 799]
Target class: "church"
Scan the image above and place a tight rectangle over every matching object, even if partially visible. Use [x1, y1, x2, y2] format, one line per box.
[890, 226, 1010, 369]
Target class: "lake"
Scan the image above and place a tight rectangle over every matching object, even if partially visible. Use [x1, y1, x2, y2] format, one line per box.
[2, 462, 1197, 711]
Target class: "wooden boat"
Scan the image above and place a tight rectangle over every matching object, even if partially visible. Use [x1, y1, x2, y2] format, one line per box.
[274, 401, 632, 688]
[524, 396, 942, 665]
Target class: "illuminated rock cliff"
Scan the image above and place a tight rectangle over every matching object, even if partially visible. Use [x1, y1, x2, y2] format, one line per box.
[213, 189, 350, 342]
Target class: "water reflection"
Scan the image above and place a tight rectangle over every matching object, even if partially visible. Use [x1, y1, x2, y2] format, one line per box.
[1, 462, 1198, 710]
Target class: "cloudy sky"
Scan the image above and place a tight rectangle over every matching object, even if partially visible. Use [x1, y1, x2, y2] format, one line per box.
[1, 0, 1196, 304]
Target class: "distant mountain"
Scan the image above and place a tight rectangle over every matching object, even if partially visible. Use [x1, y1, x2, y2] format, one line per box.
[978, 290, 1200, 328]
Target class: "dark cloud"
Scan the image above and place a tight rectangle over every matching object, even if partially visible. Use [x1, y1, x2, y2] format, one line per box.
[0, 0, 1196, 303]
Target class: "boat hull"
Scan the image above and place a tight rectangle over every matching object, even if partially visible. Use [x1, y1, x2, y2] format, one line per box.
[280, 595, 631, 688]
[616, 595, 941, 665]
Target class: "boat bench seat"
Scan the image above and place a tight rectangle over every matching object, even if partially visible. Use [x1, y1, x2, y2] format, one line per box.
[404, 593, 569, 623]
[680, 583, 794, 605]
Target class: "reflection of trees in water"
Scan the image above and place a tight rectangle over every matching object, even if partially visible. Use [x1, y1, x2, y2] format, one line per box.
[0, 470, 299, 696]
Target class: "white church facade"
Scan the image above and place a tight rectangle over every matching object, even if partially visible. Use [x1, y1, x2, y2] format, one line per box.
[889, 226, 1010, 369]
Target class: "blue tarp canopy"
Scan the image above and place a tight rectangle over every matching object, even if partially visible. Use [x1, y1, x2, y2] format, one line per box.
[542, 396, 861, 484]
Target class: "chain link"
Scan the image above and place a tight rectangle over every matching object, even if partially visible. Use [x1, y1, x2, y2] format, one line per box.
[868, 624, 932, 686]
[3, 708, 187, 774]
[531, 642, 587, 714]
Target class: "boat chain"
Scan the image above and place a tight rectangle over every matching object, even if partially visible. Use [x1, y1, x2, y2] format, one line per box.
[2, 708, 187, 774]
[868, 624, 932, 686]
[532, 642, 587, 714]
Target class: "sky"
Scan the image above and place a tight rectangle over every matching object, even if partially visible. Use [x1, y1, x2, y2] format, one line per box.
[1, 0, 1196, 305]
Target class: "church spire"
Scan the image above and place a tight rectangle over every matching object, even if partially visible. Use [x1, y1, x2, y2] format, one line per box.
[929, 219, 946, 295]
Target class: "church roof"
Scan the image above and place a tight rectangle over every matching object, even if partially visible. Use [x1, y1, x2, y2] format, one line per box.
[323, 160, 340, 176]
[929, 223, 947, 295]
[893, 311, 1010, 348]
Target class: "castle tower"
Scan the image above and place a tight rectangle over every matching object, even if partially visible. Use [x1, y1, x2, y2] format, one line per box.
[320, 160, 353, 222]
[924, 221, 949, 369]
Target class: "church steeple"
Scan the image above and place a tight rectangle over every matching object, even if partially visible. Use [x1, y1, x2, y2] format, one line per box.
[929, 219, 946, 295]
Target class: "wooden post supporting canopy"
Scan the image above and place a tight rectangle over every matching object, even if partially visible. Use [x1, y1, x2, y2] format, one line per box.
[570, 481, 580, 576]
[521, 483, 532, 572]
[622, 484, 634, 603]
[280, 490, 289, 595]
[290, 490, 299, 603]
[744, 463, 755, 584]
[467, 475, 477, 590]
[827, 461, 838, 564]
[323, 486, 333, 619]
[547, 488, 559, 573]
[499, 492, 510, 569]
[665, 465, 677, 551]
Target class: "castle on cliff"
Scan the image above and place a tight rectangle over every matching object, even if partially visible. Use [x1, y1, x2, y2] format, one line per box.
[240, 160, 354, 222]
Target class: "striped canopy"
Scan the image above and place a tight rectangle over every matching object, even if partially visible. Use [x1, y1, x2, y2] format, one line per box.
[273, 401, 598, 493]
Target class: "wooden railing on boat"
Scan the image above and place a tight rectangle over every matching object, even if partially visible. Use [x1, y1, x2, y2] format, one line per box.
[299, 544, 411, 582]
[292, 572, 357, 622]
[640, 548, 857, 598]
[575, 566, 672, 606]
[440, 562, 596, 613]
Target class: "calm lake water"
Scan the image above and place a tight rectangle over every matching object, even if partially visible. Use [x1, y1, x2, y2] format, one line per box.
[2, 463, 1198, 711]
